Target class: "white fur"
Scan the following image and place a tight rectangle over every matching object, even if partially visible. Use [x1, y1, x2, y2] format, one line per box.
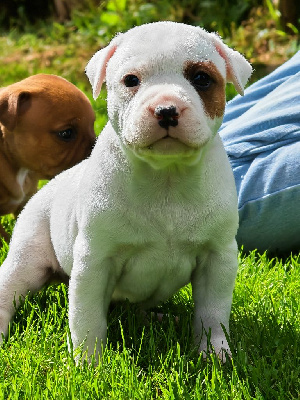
[0, 22, 252, 361]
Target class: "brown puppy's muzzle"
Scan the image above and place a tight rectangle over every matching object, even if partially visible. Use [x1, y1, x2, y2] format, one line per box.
[84, 135, 97, 157]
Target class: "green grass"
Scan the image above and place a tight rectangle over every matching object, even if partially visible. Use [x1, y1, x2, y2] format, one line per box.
[0, 244, 299, 399]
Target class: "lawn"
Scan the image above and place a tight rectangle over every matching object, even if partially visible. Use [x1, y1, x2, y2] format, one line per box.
[0, 243, 299, 399]
[0, 2, 299, 398]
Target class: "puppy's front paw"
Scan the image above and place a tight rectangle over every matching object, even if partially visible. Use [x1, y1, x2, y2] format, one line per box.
[0, 309, 12, 344]
[198, 334, 232, 363]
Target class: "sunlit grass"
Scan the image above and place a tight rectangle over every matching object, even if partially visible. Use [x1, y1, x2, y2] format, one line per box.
[0, 246, 299, 398]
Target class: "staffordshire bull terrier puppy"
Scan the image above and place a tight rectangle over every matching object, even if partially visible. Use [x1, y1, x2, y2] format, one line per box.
[0, 22, 252, 361]
[0, 74, 96, 241]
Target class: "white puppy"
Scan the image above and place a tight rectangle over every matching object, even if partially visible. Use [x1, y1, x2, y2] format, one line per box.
[0, 22, 252, 361]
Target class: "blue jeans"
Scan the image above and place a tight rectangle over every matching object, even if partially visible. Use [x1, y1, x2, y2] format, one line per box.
[219, 51, 300, 253]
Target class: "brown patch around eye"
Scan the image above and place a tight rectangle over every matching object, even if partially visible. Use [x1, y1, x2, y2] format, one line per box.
[184, 61, 226, 119]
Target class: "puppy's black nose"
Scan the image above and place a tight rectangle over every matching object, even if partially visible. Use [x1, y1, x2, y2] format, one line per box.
[154, 106, 179, 129]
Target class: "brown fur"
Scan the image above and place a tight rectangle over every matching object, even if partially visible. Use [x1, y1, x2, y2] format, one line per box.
[184, 61, 226, 119]
[0, 74, 96, 241]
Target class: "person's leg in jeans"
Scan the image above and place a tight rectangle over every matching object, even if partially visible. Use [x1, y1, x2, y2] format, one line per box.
[220, 51, 300, 253]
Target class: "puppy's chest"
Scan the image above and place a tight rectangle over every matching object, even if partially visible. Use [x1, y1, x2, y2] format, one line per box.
[0, 167, 37, 214]
[104, 199, 206, 305]
[94, 185, 208, 292]
[87, 166, 224, 304]
[102, 181, 206, 244]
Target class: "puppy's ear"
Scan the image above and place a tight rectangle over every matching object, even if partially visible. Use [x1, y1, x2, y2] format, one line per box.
[0, 90, 32, 131]
[85, 36, 121, 100]
[213, 35, 252, 95]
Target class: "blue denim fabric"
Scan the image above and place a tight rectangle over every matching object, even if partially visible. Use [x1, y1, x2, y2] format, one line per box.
[219, 51, 300, 253]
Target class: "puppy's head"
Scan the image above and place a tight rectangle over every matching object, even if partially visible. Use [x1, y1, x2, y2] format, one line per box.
[86, 22, 252, 168]
[0, 74, 96, 178]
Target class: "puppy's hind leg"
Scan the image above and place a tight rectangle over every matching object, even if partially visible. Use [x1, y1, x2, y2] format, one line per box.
[0, 211, 59, 342]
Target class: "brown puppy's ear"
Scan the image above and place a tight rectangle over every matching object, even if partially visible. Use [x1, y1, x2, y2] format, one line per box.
[0, 90, 32, 132]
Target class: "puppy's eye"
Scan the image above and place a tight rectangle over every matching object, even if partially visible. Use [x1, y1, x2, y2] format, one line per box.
[124, 74, 140, 88]
[191, 72, 212, 90]
[56, 128, 76, 142]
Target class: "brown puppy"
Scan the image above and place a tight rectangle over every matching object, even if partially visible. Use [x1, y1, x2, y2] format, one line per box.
[0, 74, 96, 241]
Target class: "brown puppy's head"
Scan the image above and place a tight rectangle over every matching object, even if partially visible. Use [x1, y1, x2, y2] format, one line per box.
[0, 74, 96, 179]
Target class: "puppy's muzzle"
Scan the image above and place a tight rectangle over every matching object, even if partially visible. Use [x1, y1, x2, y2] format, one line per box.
[154, 106, 179, 130]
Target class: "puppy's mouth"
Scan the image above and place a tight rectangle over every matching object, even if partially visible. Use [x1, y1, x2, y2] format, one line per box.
[133, 135, 201, 165]
[147, 136, 179, 149]
[146, 135, 198, 153]
[133, 136, 202, 168]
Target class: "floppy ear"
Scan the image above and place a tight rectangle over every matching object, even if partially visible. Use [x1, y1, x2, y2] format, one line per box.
[213, 35, 252, 95]
[0, 90, 32, 132]
[85, 35, 123, 100]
